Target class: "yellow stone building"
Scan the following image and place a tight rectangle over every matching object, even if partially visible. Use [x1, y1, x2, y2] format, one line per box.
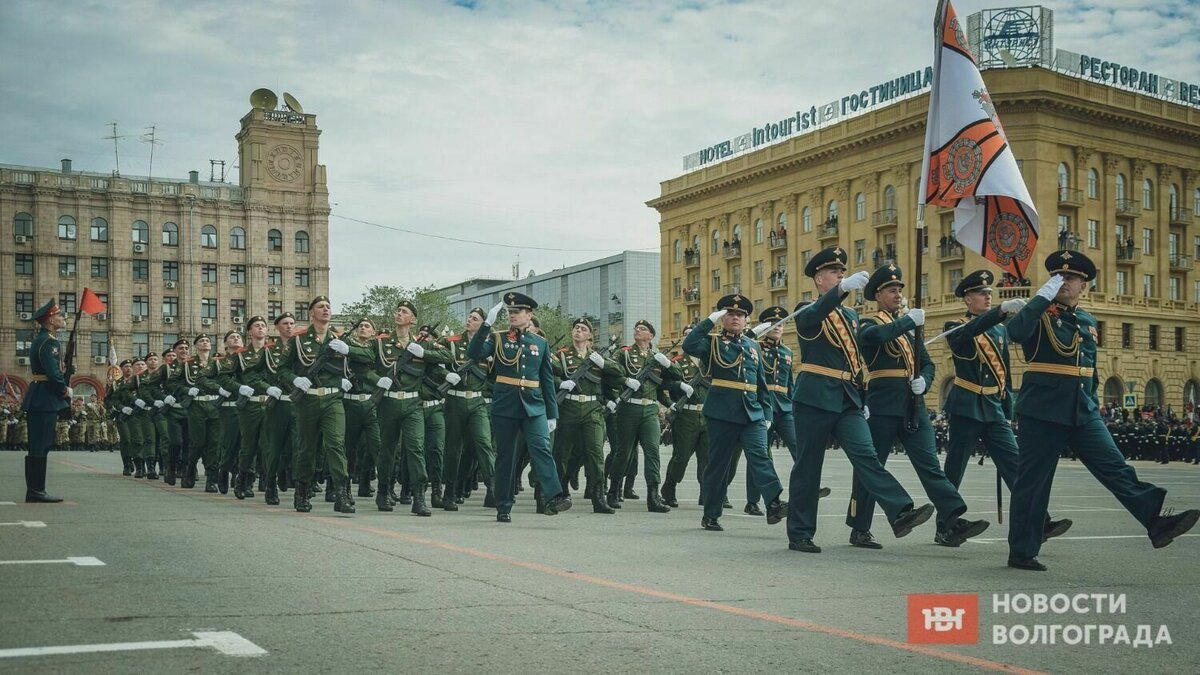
[649, 67, 1200, 411]
[0, 100, 330, 400]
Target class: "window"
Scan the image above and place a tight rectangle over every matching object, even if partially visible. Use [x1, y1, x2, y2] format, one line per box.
[801, 291, 813, 302]
[268, 266, 282, 285]
[1057, 162, 1070, 190]
[854, 239, 865, 265]
[754, 219, 764, 244]
[1057, 213, 1070, 233]
[802, 206, 812, 233]
[15, 253, 34, 276]
[230, 264, 246, 285]
[883, 185, 896, 211]
[90, 331, 108, 359]
[1142, 228, 1153, 255]
[201, 264, 217, 284]
[163, 333, 178, 351]
[230, 299, 246, 319]
[827, 200, 838, 221]
[777, 212, 787, 230]
[732, 223, 742, 244]
[949, 268, 963, 290]
[1116, 174, 1126, 201]
[295, 268, 310, 287]
[58, 292, 76, 316]
[710, 269, 721, 291]
[201, 224, 217, 248]
[162, 222, 178, 247]
[731, 264, 742, 287]
[129, 259, 147, 281]
[59, 256, 76, 277]
[920, 273, 929, 299]
[1095, 321, 1105, 348]
[672, 277, 681, 297]
[132, 295, 149, 317]
[854, 192, 866, 221]
[1143, 274, 1154, 298]
[801, 249, 813, 269]
[96, 293, 108, 310]
[1169, 184, 1179, 211]
[1176, 327, 1186, 352]
[1169, 276, 1181, 301]
[13, 212, 33, 237]
[131, 219, 149, 244]
[229, 226, 246, 250]
[294, 302, 309, 322]
[1142, 179, 1154, 210]
[1087, 219, 1099, 248]
[1195, 236, 1200, 260]
[163, 261, 179, 281]
[201, 298, 217, 319]
[776, 253, 787, 271]
[672, 312, 682, 332]
[1196, 281, 1200, 303]
[131, 332, 149, 359]
[268, 301, 282, 319]
[711, 229, 720, 254]
[295, 230, 310, 253]
[1116, 271, 1128, 295]
[267, 229, 282, 252]
[16, 292, 34, 314]
[162, 296, 178, 318]
[1121, 323, 1133, 348]
[1087, 168, 1099, 198]
[90, 217, 108, 242]
[91, 257, 108, 279]
[753, 260, 764, 283]
[673, 239, 681, 262]
[58, 215, 77, 240]
[1149, 325, 1159, 350]
[16, 329, 33, 356]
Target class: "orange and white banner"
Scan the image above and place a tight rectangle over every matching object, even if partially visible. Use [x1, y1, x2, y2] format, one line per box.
[919, 0, 1039, 278]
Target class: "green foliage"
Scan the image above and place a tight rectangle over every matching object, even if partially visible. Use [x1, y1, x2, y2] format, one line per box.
[338, 285, 462, 337]
[531, 304, 572, 349]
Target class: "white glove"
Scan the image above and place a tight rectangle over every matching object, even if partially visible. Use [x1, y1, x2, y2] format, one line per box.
[606, 400, 618, 413]
[376, 376, 393, 390]
[707, 309, 728, 323]
[218, 388, 231, 398]
[328, 338, 349, 355]
[292, 376, 312, 392]
[445, 372, 461, 386]
[751, 322, 772, 337]
[588, 352, 605, 368]
[65, 387, 73, 398]
[135, 398, 146, 409]
[153, 400, 164, 409]
[163, 395, 176, 405]
[653, 352, 671, 368]
[910, 376, 927, 395]
[187, 387, 199, 397]
[907, 308, 925, 327]
[547, 419, 557, 434]
[839, 271, 870, 293]
[764, 419, 772, 431]
[266, 386, 282, 399]
[1000, 298, 1026, 316]
[485, 301, 504, 326]
[238, 385, 254, 397]
[340, 378, 353, 392]
[625, 378, 641, 392]
[121, 406, 133, 415]
[1036, 274, 1065, 301]
[862, 405, 870, 420]
[680, 383, 695, 397]
[406, 342, 425, 358]
[559, 380, 577, 392]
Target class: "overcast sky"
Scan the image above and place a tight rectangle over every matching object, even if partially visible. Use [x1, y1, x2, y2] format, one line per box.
[2, 0, 1196, 309]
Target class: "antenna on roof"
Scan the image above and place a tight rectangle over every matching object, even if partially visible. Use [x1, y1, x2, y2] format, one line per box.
[139, 125, 164, 183]
[103, 122, 126, 176]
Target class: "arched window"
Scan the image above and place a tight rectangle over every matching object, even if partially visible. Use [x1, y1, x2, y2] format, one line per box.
[13, 212, 33, 237]
[201, 224, 217, 248]
[1195, 187, 1200, 210]
[131, 219, 149, 244]
[673, 239, 681, 262]
[732, 223, 741, 243]
[295, 230, 310, 253]
[1169, 184, 1179, 216]
[1142, 179, 1154, 210]
[267, 228, 282, 252]
[854, 192, 866, 221]
[754, 218, 763, 244]
[691, 234, 700, 252]
[777, 212, 787, 230]
[827, 200, 838, 221]
[1057, 162, 1070, 189]
[1103, 377, 1124, 407]
[229, 226, 246, 250]
[1087, 168, 1099, 198]
[90, 217, 108, 242]
[58, 215, 77, 240]
[1116, 174, 1126, 201]
[1145, 378, 1163, 407]
[883, 185, 896, 211]
[802, 206, 812, 232]
[162, 222, 178, 247]
[711, 229, 720, 254]
[72, 381, 98, 400]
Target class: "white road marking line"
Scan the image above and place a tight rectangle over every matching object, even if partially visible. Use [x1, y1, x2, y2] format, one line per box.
[0, 556, 104, 567]
[968, 534, 1200, 543]
[0, 502, 16, 506]
[0, 521, 46, 528]
[0, 631, 267, 659]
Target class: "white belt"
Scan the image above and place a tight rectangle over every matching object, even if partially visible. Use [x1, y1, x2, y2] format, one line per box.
[384, 390, 419, 400]
[423, 400, 442, 408]
[681, 403, 704, 411]
[447, 390, 483, 399]
[170, 403, 183, 409]
[624, 398, 656, 406]
[344, 393, 371, 401]
[484, 398, 492, 404]
[279, 395, 291, 402]
[245, 394, 269, 403]
[193, 395, 219, 402]
[305, 387, 340, 397]
[565, 394, 598, 402]
[220, 401, 237, 408]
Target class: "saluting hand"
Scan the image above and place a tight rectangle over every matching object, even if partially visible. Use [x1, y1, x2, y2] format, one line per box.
[839, 271, 871, 293]
[485, 301, 505, 326]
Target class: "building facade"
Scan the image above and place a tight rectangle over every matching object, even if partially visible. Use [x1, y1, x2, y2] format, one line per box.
[0, 104, 330, 400]
[650, 69, 1200, 411]
[441, 251, 660, 347]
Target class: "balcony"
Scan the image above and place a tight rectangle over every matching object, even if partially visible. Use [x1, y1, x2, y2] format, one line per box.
[1054, 232, 1082, 252]
[722, 242, 742, 260]
[1115, 199, 1141, 218]
[1115, 246, 1140, 266]
[1169, 253, 1191, 271]
[767, 233, 787, 251]
[997, 287, 1032, 300]
[1170, 207, 1192, 227]
[722, 284, 742, 295]
[768, 270, 788, 289]
[872, 209, 898, 229]
[817, 219, 839, 243]
[937, 241, 964, 261]
[1056, 187, 1084, 208]
[684, 251, 700, 268]
[683, 288, 700, 304]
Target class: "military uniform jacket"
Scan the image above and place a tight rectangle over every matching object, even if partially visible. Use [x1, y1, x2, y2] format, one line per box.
[179, 356, 223, 398]
[142, 365, 169, 410]
[467, 324, 558, 420]
[21, 327, 69, 413]
[943, 308, 1013, 422]
[369, 332, 451, 395]
[757, 338, 794, 414]
[857, 309, 934, 418]
[614, 345, 680, 405]
[439, 332, 493, 393]
[1007, 296, 1100, 426]
[551, 345, 623, 418]
[668, 356, 710, 408]
[791, 285, 867, 413]
[342, 336, 382, 395]
[235, 343, 272, 395]
[263, 337, 295, 391]
[682, 318, 773, 424]
[288, 325, 371, 391]
[213, 352, 241, 401]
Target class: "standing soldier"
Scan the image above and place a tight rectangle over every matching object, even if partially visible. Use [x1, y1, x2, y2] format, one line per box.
[1005, 251, 1198, 571]
[264, 313, 298, 494]
[662, 328, 709, 508]
[214, 331, 242, 495]
[440, 308, 497, 510]
[233, 317, 273, 501]
[785, 247, 933, 553]
[19, 299, 69, 502]
[342, 318, 382, 502]
[467, 293, 570, 522]
[181, 335, 223, 492]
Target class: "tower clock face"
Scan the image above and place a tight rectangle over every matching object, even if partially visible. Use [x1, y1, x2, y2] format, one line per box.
[266, 144, 303, 182]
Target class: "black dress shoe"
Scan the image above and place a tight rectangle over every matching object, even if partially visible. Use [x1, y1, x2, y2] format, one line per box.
[849, 529, 882, 549]
[25, 491, 63, 504]
[744, 502, 764, 516]
[942, 518, 990, 546]
[544, 494, 572, 515]
[818, 487, 832, 499]
[892, 504, 935, 538]
[1008, 556, 1047, 571]
[933, 530, 956, 547]
[1149, 508, 1200, 549]
[722, 497, 731, 509]
[701, 516, 723, 531]
[788, 539, 821, 553]
[496, 512, 512, 523]
[765, 498, 786, 525]
[1041, 518, 1073, 543]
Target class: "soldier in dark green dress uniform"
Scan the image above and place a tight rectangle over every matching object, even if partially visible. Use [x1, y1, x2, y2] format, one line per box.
[440, 308, 497, 510]
[683, 294, 786, 532]
[662, 327, 709, 508]
[108, 360, 133, 475]
[467, 292, 571, 522]
[416, 324, 451, 509]
[179, 335, 223, 491]
[143, 352, 168, 478]
[1006, 251, 1199, 571]
[161, 343, 189, 486]
[19, 300, 69, 502]
[233, 317, 274, 501]
[214, 331, 243, 495]
[343, 319, 382, 502]
[785, 247, 934, 553]
[264, 313, 298, 493]
[847, 264, 988, 549]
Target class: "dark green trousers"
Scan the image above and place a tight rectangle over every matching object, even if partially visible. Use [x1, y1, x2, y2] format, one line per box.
[704, 417, 783, 520]
[945, 415, 1019, 489]
[493, 414, 561, 514]
[343, 397, 380, 479]
[26, 411, 56, 459]
[553, 402, 605, 485]
[267, 399, 296, 483]
[610, 401, 661, 484]
[378, 395, 425, 488]
[166, 411, 185, 470]
[236, 400, 269, 475]
[444, 394, 494, 486]
[423, 402, 445, 484]
[115, 418, 131, 466]
[294, 391, 348, 485]
[665, 409, 708, 487]
[218, 403, 240, 473]
[186, 401, 221, 474]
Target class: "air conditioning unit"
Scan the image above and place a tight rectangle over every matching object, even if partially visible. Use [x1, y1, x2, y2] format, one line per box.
[132, 315, 144, 323]
[14, 235, 28, 244]
[233, 316, 245, 324]
[97, 312, 107, 321]
[201, 318, 213, 326]
[133, 243, 147, 254]
[17, 357, 30, 366]
[18, 311, 32, 320]
[268, 286, 279, 294]
[163, 316, 175, 324]
[93, 356, 107, 365]
[165, 280, 177, 289]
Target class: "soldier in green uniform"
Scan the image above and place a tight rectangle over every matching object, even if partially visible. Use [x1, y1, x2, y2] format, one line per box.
[264, 313, 298, 493]
[124, 356, 157, 479]
[160, 343, 189, 486]
[214, 331, 242, 495]
[180, 335, 223, 492]
[661, 330, 709, 508]
[551, 317, 623, 514]
[1005, 251, 1199, 571]
[467, 293, 571, 522]
[607, 319, 680, 512]
[19, 299, 69, 502]
[68, 398, 84, 452]
[107, 361, 133, 475]
[682, 294, 786, 531]
[232, 317, 274, 501]
[144, 352, 169, 477]
[416, 324, 451, 509]
[847, 264, 988, 549]
[786, 247, 934, 553]
[940, 270, 1072, 546]
[439, 308, 497, 510]
[342, 318, 382, 502]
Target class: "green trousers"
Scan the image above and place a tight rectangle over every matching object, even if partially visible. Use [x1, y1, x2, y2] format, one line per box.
[553, 401, 605, 485]
[378, 395, 424, 488]
[443, 394, 495, 486]
[165, 411, 185, 470]
[267, 399, 297, 483]
[945, 415, 1020, 489]
[423, 402, 445, 484]
[343, 397, 380, 479]
[703, 417, 783, 520]
[294, 391, 348, 484]
[493, 414, 561, 514]
[218, 403, 240, 473]
[665, 410, 709, 487]
[186, 401, 221, 474]
[129, 413, 154, 461]
[236, 400, 269, 476]
[609, 401, 661, 484]
[115, 418, 131, 465]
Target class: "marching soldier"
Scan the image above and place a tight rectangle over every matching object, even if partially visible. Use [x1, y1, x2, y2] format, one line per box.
[1006, 250, 1199, 571]
[215, 331, 242, 495]
[144, 352, 169, 477]
[180, 335, 223, 492]
[264, 313, 298, 494]
[683, 294, 786, 531]
[343, 318, 382, 502]
[107, 361, 133, 475]
[416, 324, 451, 509]
[847, 264, 988, 549]
[19, 299, 69, 502]
[440, 308, 497, 510]
[467, 292, 571, 522]
[233, 317, 274, 501]
[785, 247, 933, 553]
[68, 398, 84, 452]
[161, 344, 188, 486]
[662, 329, 710, 508]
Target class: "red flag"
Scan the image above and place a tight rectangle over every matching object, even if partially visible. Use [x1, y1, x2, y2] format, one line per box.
[79, 287, 107, 316]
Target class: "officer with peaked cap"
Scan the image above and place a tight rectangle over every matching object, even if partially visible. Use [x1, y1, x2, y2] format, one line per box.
[19, 299, 69, 502]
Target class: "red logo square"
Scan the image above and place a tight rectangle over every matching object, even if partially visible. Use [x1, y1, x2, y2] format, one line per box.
[907, 593, 979, 644]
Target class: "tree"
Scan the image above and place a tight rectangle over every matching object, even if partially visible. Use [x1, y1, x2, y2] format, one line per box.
[338, 285, 462, 336]
[532, 304, 573, 349]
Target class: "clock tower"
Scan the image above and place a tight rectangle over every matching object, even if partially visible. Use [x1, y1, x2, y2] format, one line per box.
[236, 103, 328, 205]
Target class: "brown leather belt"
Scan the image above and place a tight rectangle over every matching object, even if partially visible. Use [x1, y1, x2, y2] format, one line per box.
[496, 375, 538, 389]
[1026, 363, 1094, 377]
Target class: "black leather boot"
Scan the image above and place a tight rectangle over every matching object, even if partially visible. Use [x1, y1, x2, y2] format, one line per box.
[345, 478, 355, 506]
[589, 480, 614, 514]
[243, 473, 256, 499]
[257, 474, 265, 492]
[204, 472, 218, 493]
[122, 457, 133, 476]
[661, 481, 679, 508]
[144, 460, 158, 480]
[623, 476, 639, 500]
[265, 476, 280, 505]
[442, 482, 458, 511]
[606, 476, 622, 509]
[294, 482, 312, 512]
[357, 472, 373, 498]
[24, 456, 63, 503]
[430, 482, 443, 509]
[534, 486, 546, 514]
[234, 473, 247, 500]
[133, 458, 145, 478]
[325, 476, 337, 502]
[411, 483, 431, 517]
[646, 483, 670, 513]
[180, 463, 195, 488]
[217, 470, 229, 495]
[399, 484, 413, 505]
[483, 478, 496, 507]
[164, 459, 177, 486]
[333, 484, 356, 514]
